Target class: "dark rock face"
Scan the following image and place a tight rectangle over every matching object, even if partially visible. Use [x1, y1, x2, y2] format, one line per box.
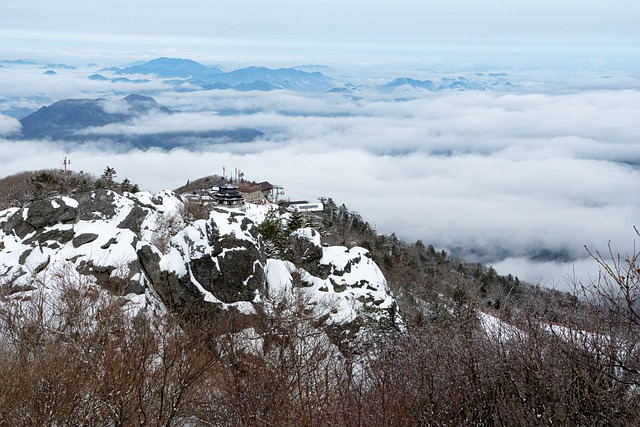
[187, 221, 223, 295]
[2, 197, 78, 238]
[74, 190, 118, 220]
[73, 233, 99, 248]
[211, 236, 265, 303]
[117, 204, 149, 234]
[25, 225, 76, 246]
[137, 243, 202, 307]
[286, 228, 329, 279]
[167, 217, 266, 305]
[189, 256, 221, 294]
[287, 228, 323, 264]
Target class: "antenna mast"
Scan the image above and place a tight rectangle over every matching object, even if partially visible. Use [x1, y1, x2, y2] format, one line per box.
[62, 156, 71, 173]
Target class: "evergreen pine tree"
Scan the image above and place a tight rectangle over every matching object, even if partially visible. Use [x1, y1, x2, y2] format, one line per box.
[286, 208, 306, 234]
[257, 209, 286, 257]
[97, 166, 117, 190]
[120, 178, 132, 193]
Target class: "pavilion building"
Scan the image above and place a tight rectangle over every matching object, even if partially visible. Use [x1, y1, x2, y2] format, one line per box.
[213, 184, 245, 208]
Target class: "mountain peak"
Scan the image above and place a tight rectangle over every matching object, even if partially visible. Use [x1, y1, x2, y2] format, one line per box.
[113, 57, 222, 78]
[123, 93, 160, 105]
[15, 95, 263, 148]
[18, 95, 171, 140]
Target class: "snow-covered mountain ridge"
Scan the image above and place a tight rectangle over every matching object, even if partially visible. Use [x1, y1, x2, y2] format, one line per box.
[0, 189, 402, 351]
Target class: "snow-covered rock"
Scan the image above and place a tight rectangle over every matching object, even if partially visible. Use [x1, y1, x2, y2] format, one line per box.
[0, 190, 265, 314]
[266, 228, 404, 352]
[0, 190, 402, 351]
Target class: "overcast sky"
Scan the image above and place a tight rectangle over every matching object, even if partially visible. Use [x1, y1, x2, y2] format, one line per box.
[2, 1, 639, 69]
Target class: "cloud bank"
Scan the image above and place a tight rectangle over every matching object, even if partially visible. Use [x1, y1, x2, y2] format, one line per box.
[1, 71, 639, 289]
[0, 114, 20, 136]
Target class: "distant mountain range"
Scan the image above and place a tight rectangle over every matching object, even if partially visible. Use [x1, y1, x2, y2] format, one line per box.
[191, 66, 334, 92]
[15, 94, 263, 149]
[121, 57, 510, 94]
[0, 57, 519, 121]
[88, 74, 151, 84]
[377, 76, 513, 92]
[103, 58, 335, 92]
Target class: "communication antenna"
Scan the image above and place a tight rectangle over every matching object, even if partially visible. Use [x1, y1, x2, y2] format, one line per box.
[62, 156, 71, 173]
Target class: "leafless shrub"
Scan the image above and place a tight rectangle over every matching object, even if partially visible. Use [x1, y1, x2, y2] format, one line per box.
[199, 292, 349, 427]
[0, 169, 96, 210]
[2, 230, 640, 426]
[149, 212, 185, 254]
[179, 199, 210, 224]
[0, 267, 223, 426]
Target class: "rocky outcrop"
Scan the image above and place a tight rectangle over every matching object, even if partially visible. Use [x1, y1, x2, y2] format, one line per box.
[209, 235, 265, 302]
[2, 196, 78, 238]
[286, 227, 323, 262]
[137, 242, 203, 307]
[74, 189, 118, 220]
[0, 190, 401, 351]
[0, 191, 265, 311]
[265, 226, 404, 353]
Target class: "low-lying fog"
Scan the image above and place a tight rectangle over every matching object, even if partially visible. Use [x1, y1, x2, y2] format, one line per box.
[1, 65, 639, 290]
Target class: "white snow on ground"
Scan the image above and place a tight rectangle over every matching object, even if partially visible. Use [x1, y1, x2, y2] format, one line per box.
[209, 207, 254, 240]
[265, 259, 295, 298]
[133, 190, 184, 214]
[478, 310, 615, 362]
[60, 196, 79, 208]
[159, 246, 188, 276]
[244, 203, 276, 225]
[0, 207, 18, 222]
[479, 311, 525, 343]
[232, 301, 257, 315]
[542, 322, 612, 353]
[62, 220, 140, 268]
[22, 245, 50, 272]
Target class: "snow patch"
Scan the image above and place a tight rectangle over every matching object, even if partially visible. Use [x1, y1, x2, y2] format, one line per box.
[160, 247, 188, 277]
[265, 259, 295, 297]
[60, 196, 79, 208]
[293, 227, 321, 247]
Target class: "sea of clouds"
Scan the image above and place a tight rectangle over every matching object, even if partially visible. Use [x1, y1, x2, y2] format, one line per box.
[1, 64, 639, 290]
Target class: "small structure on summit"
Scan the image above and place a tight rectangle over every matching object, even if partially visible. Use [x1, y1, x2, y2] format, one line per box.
[213, 183, 245, 208]
[237, 181, 274, 203]
[178, 174, 277, 208]
[279, 200, 324, 213]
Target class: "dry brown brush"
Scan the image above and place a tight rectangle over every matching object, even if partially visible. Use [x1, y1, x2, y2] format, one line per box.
[1, 229, 640, 426]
